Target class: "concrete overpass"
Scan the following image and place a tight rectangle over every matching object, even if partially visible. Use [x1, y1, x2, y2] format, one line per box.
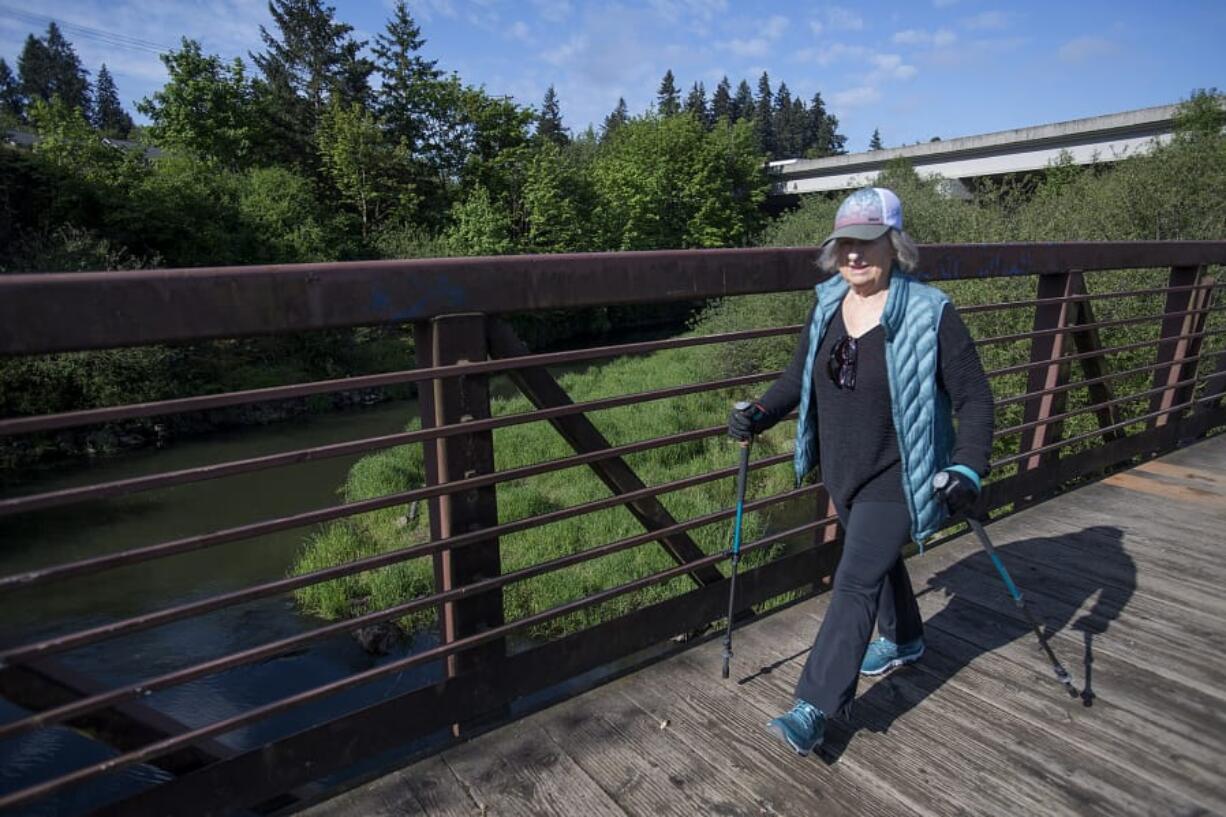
[769, 103, 1179, 197]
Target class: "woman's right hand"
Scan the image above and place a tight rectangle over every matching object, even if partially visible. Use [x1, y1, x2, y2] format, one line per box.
[728, 402, 767, 441]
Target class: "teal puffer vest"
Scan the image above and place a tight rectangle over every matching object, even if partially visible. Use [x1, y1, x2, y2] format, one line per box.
[794, 270, 954, 546]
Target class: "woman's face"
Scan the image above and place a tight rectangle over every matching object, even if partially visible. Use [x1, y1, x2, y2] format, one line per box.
[836, 235, 895, 294]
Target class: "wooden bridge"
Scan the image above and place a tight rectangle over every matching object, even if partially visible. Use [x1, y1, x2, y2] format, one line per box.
[0, 241, 1223, 816]
[302, 435, 1226, 817]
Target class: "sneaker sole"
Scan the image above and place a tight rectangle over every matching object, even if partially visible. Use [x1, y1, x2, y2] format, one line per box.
[859, 644, 925, 677]
[765, 721, 820, 756]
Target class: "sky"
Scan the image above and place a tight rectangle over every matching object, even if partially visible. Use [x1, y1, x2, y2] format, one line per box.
[1, 0, 1223, 153]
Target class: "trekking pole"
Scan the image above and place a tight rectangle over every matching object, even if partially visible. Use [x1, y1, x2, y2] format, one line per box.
[721, 402, 754, 680]
[932, 472, 1078, 698]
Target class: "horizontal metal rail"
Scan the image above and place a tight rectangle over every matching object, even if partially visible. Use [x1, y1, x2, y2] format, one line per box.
[956, 280, 1220, 315]
[0, 481, 819, 741]
[0, 423, 738, 591]
[993, 375, 1200, 439]
[0, 450, 797, 666]
[983, 327, 1225, 382]
[0, 516, 831, 814]
[975, 304, 1226, 346]
[0, 325, 800, 437]
[992, 396, 1198, 468]
[992, 353, 1214, 410]
[0, 370, 781, 518]
[4, 242, 1224, 355]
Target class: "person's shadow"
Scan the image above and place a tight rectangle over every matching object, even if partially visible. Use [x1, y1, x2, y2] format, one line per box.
[818, 524, 1134, 761]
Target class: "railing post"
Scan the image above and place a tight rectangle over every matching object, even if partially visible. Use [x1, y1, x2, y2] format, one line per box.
[1148, 266, 1211, 430]
[1018, 272, 1076, 474]
[414, 314, 505, 691]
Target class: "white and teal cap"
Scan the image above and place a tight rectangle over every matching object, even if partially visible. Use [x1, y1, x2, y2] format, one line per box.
[822, 187, 904, 245]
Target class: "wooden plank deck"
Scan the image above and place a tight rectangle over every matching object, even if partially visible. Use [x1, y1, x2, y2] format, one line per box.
[300, 434, 1226, 817]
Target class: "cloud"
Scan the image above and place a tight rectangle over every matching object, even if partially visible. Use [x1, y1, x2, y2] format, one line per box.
[508, 20, 532, 43]
[962, 10, 1013, 30]
[795, 42, 869, 66]
[808, 19, 823, 36]
[1058, 35, 1117, 62]
[824, 6, 865, 31]
[892, 28, 956, 47]
[832, 85, 880, 107]
[870, 54, 917, 81]
[760, 14, 789, 39]
[409, 0, 458, 21]
[530, 0, 571, 23]
[932, 0, 959, 6]
[719, 37, 771, 58]
[647, 0, 728, 27]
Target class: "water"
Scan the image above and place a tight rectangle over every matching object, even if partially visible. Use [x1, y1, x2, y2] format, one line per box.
[0, 400, 449, 815]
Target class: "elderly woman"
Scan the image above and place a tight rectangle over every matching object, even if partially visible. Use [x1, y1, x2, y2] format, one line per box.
[728, 187, 994, 755]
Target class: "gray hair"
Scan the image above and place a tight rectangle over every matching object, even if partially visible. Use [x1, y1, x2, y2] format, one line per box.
[818, 229, 920, 273]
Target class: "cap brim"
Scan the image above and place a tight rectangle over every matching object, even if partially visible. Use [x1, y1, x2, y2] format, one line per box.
[821, 223, 891, 245]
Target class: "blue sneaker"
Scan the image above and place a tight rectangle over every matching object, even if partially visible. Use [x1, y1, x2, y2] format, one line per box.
[766, 699, 825, 756]
[860, 636, 925, 676]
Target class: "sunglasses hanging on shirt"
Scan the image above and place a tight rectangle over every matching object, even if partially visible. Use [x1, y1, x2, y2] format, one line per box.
[827, 335, 858, 390]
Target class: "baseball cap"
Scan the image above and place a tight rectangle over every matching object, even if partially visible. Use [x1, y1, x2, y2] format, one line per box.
[822, 187, 903, 245]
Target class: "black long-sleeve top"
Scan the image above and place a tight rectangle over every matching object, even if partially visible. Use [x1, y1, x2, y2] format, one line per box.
[756, 301, 994, 511]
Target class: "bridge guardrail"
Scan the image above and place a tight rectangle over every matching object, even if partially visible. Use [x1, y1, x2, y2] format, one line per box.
[0, 241, 1223, 815]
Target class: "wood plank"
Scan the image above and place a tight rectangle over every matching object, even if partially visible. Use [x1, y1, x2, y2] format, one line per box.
[1133, 459, 1225, 484]
[536, 686, 782, 816]
[442, 722, 629, 817]
[620, 636, 931, 817]
[710, 613, 1203, 817]
[1101, 471, 1226, 507]
[298, 756, 476, 817]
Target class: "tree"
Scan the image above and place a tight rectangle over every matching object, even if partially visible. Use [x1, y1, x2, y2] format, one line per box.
[445, 185, 515, 255]
[316, 99, 399, 237]
[657, 69, 680, 116]
[772, 82, 803, 159]
[601, 97, 628, 140]
[1173, 87, 1225, 139]
[250, 0, 372, 167]
[18, 24, 91, 115]
[92, 64, 133, 138]
[869, 128, 883, 150]
[371, 0, 441, 151]
[26, 95, 115, 178]
[711, 76, 732, 123]
[732, 79, 753, 123]
[138, 39, 254, 167]
[753, 72, 774, 157]
[524, 141, 590, 251]
[684, 81, 709, 127]
[536, 85, 569, 146]
[0, 59, 22, 122]
[805, 92, 845, 157]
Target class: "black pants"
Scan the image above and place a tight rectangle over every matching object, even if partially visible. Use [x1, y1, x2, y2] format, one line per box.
[793, 501, 923, 718]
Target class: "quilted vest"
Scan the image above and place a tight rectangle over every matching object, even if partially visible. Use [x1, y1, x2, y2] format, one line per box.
[793, 269, 954, 545]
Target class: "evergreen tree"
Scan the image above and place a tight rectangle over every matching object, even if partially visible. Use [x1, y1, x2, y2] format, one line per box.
[772, 81, 799, 158]
[92, 64, 133, 137]
[805, 92, 845, 157]
[0, 59, 22, 121]
[657, 69, 680, 116]
[731, 79, 753, 123]
[752, 71, 774, 157]
[372, 0, 441, 150]
[869, 127, 883, 150]
[601, 97, 628, 139]
[18, 24, 91, 115]
[251, 0, 371, 167]
[536, 84, 568, 146]
[683, 81, 709, 126]
[711, 76, 732, 123]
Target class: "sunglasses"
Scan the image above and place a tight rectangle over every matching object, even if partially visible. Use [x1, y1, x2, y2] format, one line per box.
[828, 335, 857, 390]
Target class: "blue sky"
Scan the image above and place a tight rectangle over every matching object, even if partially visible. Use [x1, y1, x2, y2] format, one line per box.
[1, 0, 1223, 152]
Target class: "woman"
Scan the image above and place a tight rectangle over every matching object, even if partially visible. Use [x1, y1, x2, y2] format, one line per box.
[727, 186, 994, 755]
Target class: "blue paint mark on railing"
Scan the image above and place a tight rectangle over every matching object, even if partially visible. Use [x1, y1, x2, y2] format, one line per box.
[370, 276, 468, 322]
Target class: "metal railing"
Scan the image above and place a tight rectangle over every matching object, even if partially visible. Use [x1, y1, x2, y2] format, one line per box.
[1, 242, 1224, 816]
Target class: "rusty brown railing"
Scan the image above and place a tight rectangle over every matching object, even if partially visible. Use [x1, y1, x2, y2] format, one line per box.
[1, 242, 1224, 816]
